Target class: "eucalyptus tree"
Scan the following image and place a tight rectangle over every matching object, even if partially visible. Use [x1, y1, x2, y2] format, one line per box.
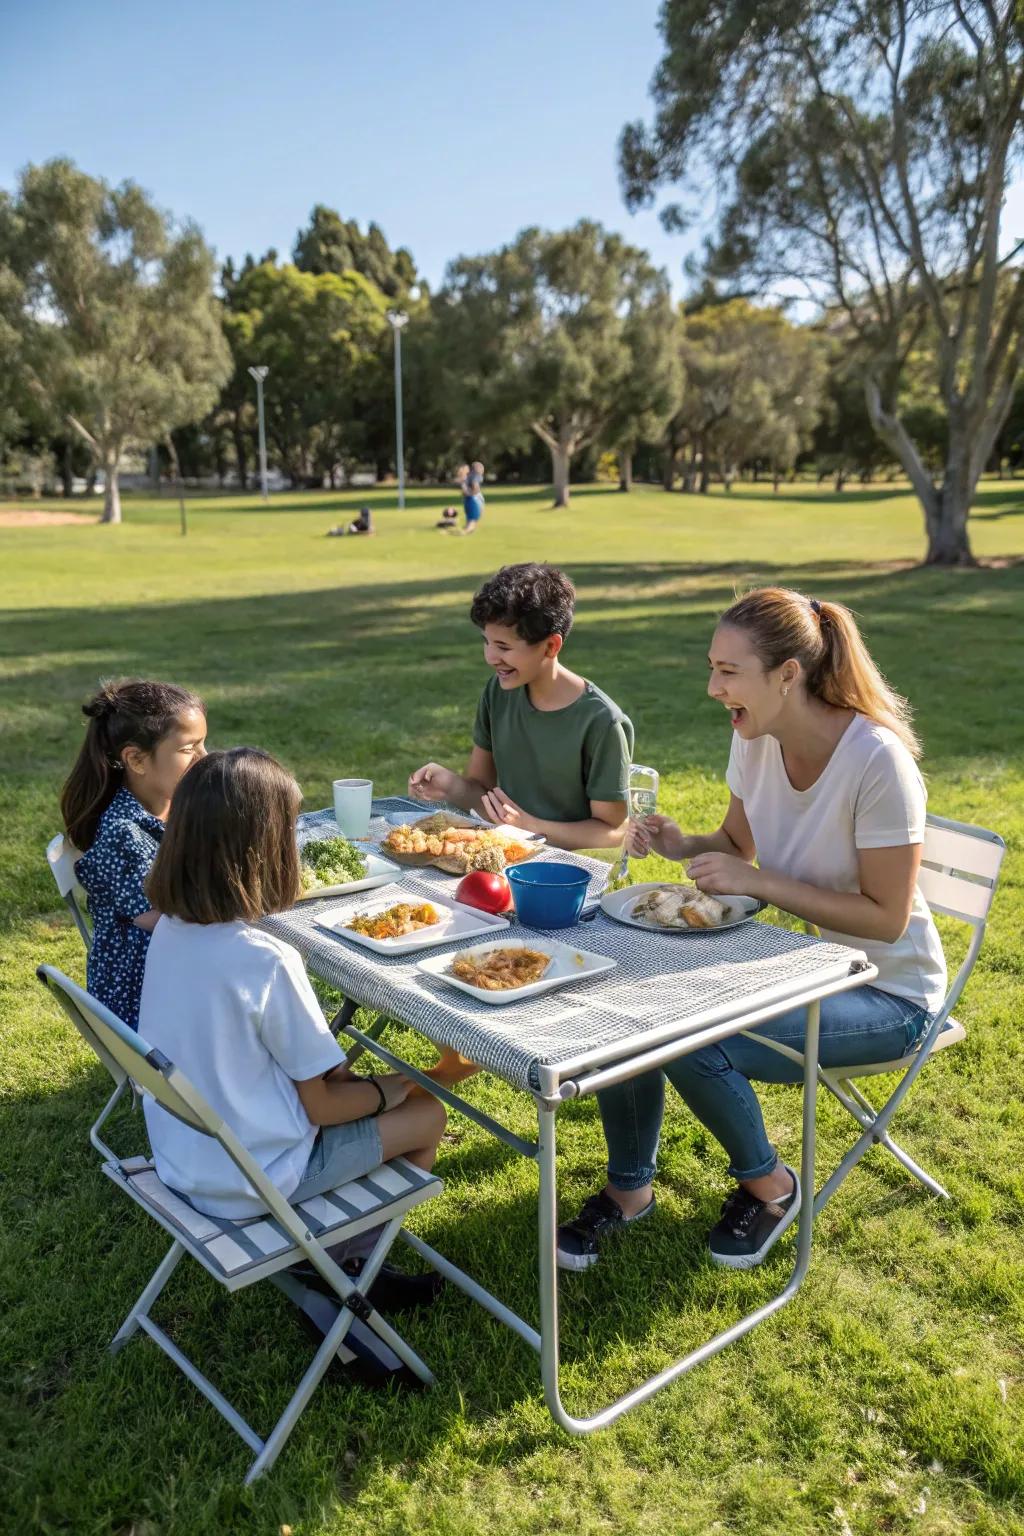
[12, 159, 230, 522]
[440, 221, 676, 507]
[621, 0, 1024, 563]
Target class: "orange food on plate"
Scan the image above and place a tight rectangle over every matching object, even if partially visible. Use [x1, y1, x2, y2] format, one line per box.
[450, 946, 551, 991]
[346, 902, 439, 940]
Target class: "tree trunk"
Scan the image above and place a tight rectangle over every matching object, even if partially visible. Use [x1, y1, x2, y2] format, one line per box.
[772, 461, 781, 494]
[618, 449, 633, 493]
[233, 412, 248, 491]
[698, 466, 711, 494]
[834, 469, 846, 493]
[551, 444, 571, 507]
[101, 454, 122, 523]
[926, 440, 974, 565]
[60, 441, 73, 498]
[662, 450, 677, 491]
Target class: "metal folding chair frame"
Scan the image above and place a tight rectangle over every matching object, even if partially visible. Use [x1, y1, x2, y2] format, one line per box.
[337, 963, 876, 1433]
[740, 813, 1005, 1215]
[37, 966, 439, 1484]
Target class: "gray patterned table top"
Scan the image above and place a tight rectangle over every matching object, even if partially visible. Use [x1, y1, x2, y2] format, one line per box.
[265, 799, 869, 1093]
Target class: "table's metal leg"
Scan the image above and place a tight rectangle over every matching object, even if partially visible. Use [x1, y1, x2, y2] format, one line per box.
[537, 999, 821, 1433]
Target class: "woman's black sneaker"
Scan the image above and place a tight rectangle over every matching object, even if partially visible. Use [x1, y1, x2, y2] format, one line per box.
[556, 1190, 655, 1270]
[708, 1167, 801, 1269]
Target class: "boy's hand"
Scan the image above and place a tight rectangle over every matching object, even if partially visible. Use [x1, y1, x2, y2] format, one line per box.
[629, 814, 687, 861]
[409, 762, 455, 803]
[480, 786, 537, 834]
[686, 852, 761, 897]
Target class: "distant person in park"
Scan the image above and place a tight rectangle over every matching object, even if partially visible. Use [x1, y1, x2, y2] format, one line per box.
[327, 506, 373, 537]
[140, 748, 447, 1243]
[556, 588, 948, 1275]
[59, 679, 208, 1028]
[455, 460, 485, 534]
[408, 563, 633, 851]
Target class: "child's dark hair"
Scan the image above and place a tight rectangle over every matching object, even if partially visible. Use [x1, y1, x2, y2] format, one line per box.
[146, 748, 301, 924]
[61, 679, 205, 851]
[470, 564, 576, 643]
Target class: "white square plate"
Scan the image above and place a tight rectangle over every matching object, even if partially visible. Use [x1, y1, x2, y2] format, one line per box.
[600, 882, 762, 933]
[416, 937, 617, 1006]
[314, 892, 510, 955]
[295, 851, 402, 902]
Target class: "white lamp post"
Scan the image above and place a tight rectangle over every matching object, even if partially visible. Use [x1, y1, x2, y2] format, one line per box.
[247, 365, 270, 501]
[386, 311, 409, 508]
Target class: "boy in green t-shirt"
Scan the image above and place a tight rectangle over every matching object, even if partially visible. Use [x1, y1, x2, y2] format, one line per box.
[409, 563, 634, 851]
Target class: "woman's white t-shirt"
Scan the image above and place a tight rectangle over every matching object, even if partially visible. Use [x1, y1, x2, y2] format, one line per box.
[726, 715, 947, 1014]
[139, 918, 345, 1217]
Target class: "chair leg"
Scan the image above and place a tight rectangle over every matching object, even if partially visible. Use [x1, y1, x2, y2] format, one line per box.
[110, 1239, 186, 1353]
[814, 1077, 950, 1214]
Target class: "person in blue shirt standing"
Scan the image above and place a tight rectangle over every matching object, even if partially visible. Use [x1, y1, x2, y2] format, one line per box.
[60, 679, 208, 1027]
[457, 460, 485, 534]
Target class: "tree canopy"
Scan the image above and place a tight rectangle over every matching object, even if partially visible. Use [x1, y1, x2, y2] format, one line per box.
[620, 0, 1024, 563]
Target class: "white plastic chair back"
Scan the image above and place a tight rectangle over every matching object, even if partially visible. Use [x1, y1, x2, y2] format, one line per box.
[918, 814, 1005, 1024]
[46, 834, 92, 950]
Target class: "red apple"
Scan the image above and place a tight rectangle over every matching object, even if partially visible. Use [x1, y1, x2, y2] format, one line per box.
[455, 870, 513, 914]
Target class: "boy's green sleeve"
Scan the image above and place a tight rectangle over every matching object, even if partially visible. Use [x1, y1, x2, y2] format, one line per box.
[584, 718, 632, 804]
[472, 685, 493, 751]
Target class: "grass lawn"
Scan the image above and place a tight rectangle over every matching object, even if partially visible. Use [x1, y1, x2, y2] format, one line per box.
[2, 481, 1023, 1536]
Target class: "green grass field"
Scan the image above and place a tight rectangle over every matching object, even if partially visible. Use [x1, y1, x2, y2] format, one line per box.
[2, 481, 1023, 1536]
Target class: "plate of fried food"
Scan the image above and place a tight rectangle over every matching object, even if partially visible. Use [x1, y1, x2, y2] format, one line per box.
[416, 938, 617, 1006]
[380, 811, 544, 876]
[295, 834, 401, 901]
[600, 882, 763, 933]
[315, 890, 511, 955]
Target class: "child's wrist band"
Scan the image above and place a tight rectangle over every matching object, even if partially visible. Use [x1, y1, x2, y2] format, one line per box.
[367, 1075, 388, 1115]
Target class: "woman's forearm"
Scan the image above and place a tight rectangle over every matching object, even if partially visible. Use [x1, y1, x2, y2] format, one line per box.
[677, 827, 745, 860]
[752, 867, 906, 943]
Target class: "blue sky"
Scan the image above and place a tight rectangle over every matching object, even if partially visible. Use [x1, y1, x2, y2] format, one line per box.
[0, 0, 703, 293]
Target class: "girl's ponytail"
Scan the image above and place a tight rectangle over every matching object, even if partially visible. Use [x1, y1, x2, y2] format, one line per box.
[61, 679, 204, 850]
[719, 588, 921, 758]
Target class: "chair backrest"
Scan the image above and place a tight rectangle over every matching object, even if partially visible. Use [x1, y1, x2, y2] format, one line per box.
[918, 814, 1005, 926]
[46, 834, 92, 950]
[35, 966, 331, 1255]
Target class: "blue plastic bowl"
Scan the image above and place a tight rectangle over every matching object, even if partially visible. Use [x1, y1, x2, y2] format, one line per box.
[507, 861, 591, 929]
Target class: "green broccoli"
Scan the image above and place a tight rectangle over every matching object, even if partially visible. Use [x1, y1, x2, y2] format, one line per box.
[299, 836, 368, 892]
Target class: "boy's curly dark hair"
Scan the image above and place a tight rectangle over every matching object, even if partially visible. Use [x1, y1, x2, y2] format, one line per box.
[469, 564, 576, 643]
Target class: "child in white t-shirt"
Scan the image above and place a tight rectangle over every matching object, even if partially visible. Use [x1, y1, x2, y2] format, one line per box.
[139, 747, 446, 1222]
[558, 587, 947, 1277]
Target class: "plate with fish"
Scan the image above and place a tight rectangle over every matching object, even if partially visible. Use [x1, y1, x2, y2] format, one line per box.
[600, 882, 763, 933]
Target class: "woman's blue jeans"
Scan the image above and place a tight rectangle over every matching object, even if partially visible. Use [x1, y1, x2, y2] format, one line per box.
[597, 985, 930, 1187]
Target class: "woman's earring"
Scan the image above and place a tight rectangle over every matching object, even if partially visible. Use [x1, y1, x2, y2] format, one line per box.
[782, 687, 789, 697]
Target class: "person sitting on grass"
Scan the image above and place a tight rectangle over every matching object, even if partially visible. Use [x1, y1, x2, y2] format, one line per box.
[140, 746, 446, 1308]
[555, 588, 947, 1275]
[60, 678, 208, 1029]
[409, 563, 634, 851]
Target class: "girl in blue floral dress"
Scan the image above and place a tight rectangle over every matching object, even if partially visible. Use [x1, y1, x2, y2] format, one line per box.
[60, 679, 207, 1027]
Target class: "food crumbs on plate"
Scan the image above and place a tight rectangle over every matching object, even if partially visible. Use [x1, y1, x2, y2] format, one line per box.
[574, 953, 584, 965]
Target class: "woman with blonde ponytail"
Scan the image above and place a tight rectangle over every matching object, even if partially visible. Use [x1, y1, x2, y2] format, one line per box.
[557, 588, 947, 1276]
[60, 679, 207, 1027]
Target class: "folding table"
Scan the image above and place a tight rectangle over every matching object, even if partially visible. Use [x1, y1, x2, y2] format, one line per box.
[265, 799, 877, 1431]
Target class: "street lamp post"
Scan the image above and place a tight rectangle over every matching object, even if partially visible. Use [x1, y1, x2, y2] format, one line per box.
[247, 365, 270, 501]
[386, 311, 409, 508]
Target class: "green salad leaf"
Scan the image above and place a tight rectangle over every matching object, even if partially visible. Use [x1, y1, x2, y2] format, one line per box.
[299, 836, 368, 892]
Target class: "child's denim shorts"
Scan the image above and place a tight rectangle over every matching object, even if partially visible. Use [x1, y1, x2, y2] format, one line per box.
[289, 1116, 384, 1203]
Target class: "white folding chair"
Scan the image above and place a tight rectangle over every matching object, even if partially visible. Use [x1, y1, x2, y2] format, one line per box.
[46, 833, 92, 951]
[37, 965, 441, 1484]
[745, 814, 1005, 1214]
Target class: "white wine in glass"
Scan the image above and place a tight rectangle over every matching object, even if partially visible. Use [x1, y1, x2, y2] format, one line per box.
[609, 765, 660, 891]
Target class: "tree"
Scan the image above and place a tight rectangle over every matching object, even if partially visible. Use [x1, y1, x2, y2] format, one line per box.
[10, 159, 230, 522]
[670, 298, 825, 491]
[620, 1, 1024, 564]
[219, 259, 389, 486]
[603, 298, 683, 491]
[440, 221, 675, 506]
[293, 205, 418, 297]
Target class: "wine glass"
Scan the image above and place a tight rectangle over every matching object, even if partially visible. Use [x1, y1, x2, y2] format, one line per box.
[608, 764, 660, 891]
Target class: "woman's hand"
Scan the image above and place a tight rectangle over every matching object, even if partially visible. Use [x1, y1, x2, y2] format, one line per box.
[408, 762, 456, 803]
[627, 814, 688, 861]
[686, 851, 761, 897]
[479, 786, 538, 835]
